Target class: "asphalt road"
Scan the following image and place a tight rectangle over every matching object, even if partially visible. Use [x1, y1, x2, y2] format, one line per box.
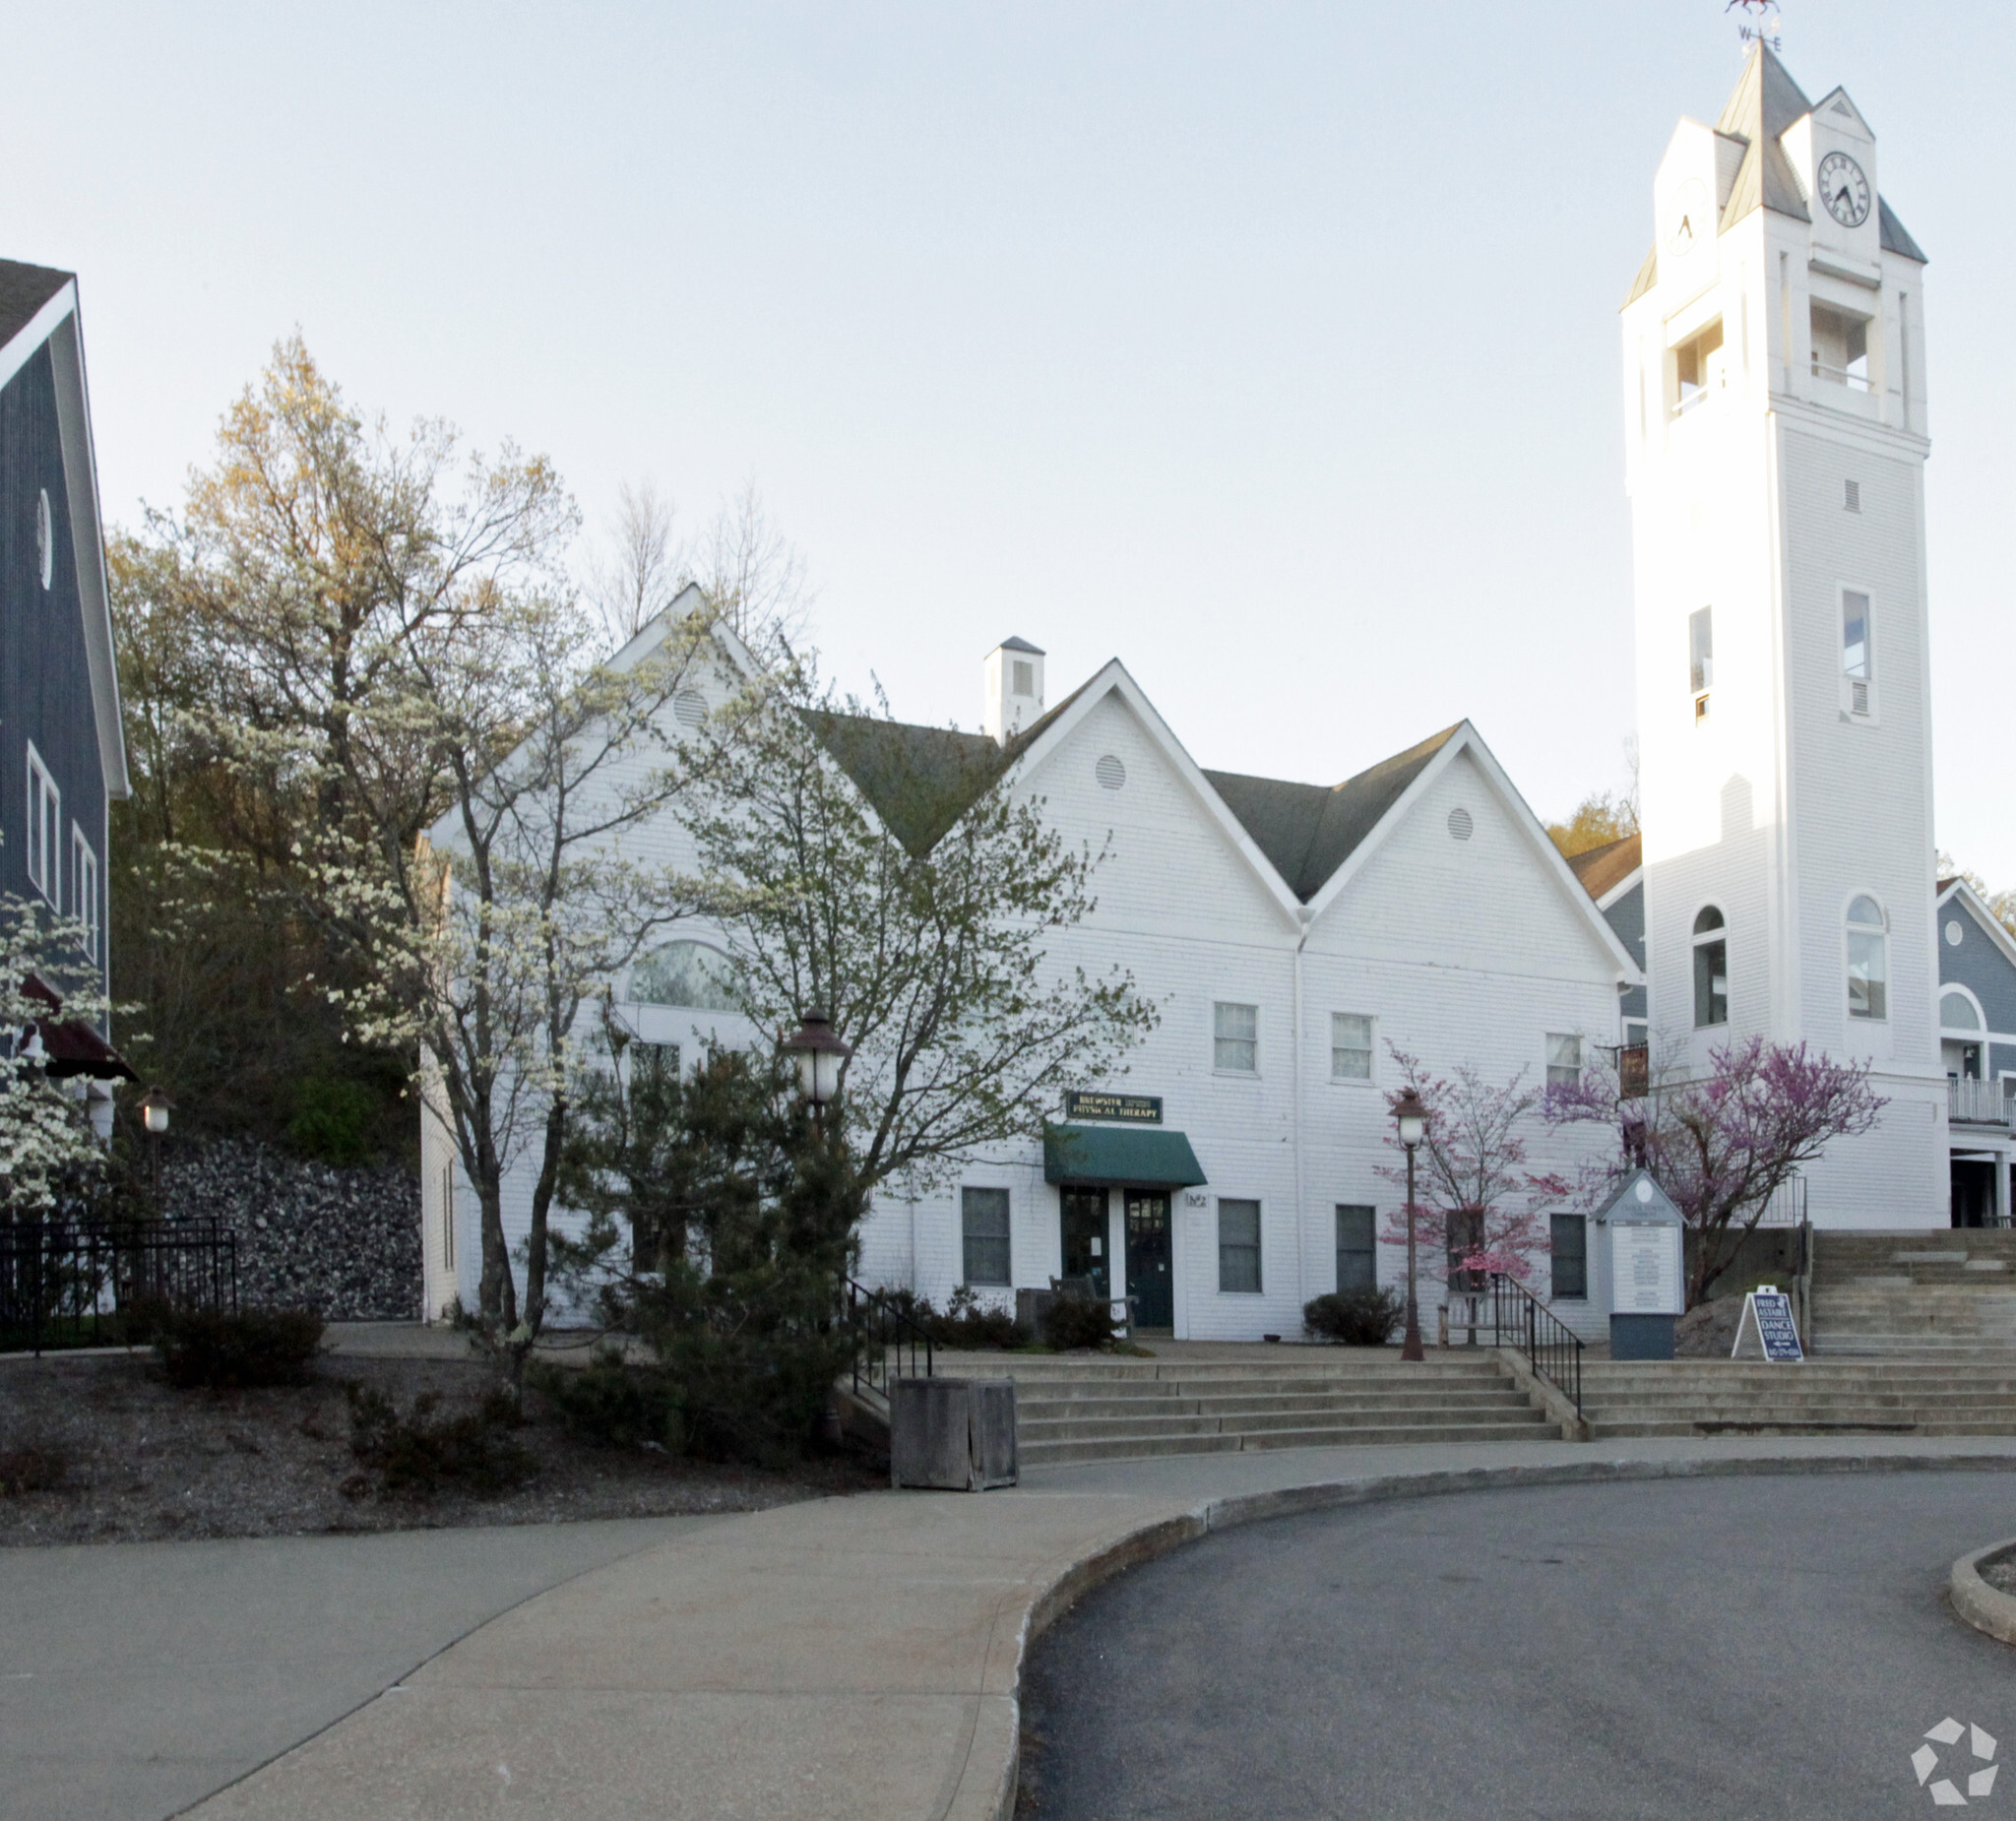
[1020, 1471, 2016, 1821]
[0, 1514, 725, 1821]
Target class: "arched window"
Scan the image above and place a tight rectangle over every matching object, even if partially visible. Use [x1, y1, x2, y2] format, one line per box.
[1846, 895, 1887, 1022]
[629, 940, 742, 1012]
[1692, 906, 1728, 1029]
[1941, 989, 1984, 1033]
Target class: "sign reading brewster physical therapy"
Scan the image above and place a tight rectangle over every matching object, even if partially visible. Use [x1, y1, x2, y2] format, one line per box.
[1062, 1092, 1163, 1125]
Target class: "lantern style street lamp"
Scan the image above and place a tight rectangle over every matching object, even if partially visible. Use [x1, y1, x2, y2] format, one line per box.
[1393, 1087, 1429, 1362]
[138, 1086, 172, 1213]
[784, 1010, 851, 1127]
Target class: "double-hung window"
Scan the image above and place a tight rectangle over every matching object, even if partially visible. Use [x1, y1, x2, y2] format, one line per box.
[1218, 1199, 1262, 1292]
[1331, 1014, 1374, 1082]
[25, 745, 58, 909]
[1335, 1205, 1376, 1292]
[71, 827, 98, 962]
[961, 1187, 1012, 1287]
[1544, 1034, 1583, 1089]
[1214, 1002, 1258, 1075]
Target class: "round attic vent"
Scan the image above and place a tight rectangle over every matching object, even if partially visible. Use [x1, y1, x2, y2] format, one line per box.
[35, 489, 52, 591]
[1096, 754, 1126, 790]
[1947, 919, 1965, 948]
[673, 689, 707, 729]
[1447, 806, 1474, 842]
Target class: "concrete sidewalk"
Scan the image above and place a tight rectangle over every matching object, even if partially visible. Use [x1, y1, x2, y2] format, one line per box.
[0, 1515, 727, 1821]
[173, 1433, 2016, 1821]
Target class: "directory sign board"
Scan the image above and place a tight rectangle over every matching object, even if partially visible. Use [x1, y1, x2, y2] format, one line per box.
[1732, 1288, 1804, 1362]
[1610, 1218, 1684, 1316]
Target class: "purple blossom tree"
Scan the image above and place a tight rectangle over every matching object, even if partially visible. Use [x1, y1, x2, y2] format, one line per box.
[1376, 1049, 1569, 1293]
[1544, 1036, 1885, 1307]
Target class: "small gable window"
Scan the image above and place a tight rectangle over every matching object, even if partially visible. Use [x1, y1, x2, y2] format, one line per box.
[1941, 990, 1983, 1034]
[1692, 906, 1728, 1029]
[1846, 895, 1887, 1022]
[630, 940, 741, 1012]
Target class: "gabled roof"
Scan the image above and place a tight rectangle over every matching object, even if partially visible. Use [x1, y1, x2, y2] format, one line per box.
[997, 635, 1043, 655]
[0, 259, 129, 802]
[1204, 727, 1461, 905]
[1877, 196, 1927, 265]
[0, 261, 71, 355]
[1937, 876, 2016, 977]
[1567, 831, 1642, 905]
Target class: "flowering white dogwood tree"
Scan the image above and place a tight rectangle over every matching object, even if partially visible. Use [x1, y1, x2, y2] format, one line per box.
[0, 896, 116, 1214]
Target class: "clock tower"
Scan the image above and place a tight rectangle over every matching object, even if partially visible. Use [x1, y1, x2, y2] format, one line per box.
[1621, 45, 1947, 1225]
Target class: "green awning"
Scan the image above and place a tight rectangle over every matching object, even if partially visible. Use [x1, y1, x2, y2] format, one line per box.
[1042, 1123, 1207, 1189]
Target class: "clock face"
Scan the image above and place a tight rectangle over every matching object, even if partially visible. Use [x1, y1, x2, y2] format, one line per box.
[1818, 151, 1871, 227]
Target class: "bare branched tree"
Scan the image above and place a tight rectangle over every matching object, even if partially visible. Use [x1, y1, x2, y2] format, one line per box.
[585, 479, 682, 650]
[689, 478, 813, 659]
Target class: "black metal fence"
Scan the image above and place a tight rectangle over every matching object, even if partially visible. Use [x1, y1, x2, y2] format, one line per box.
[0, 1219, 238, 1355]
[846, 1277, 933, 1403]
[1489, 1270, 1584, 1417]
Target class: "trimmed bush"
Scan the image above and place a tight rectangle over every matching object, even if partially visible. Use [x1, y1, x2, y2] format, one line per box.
[883, 1285, 1021, 1350]
[156, 1308, 326, 1389]
[528, 1350, 684, 1451]
[1303, 1287, 1406, 1347]
[346, 1383, 535, 1497]
[1042, 1293, 1123, 1351]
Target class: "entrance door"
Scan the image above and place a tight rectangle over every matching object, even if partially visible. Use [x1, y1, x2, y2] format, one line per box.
[1059, 1188, 1109, 1298]
[1125, 1191, 1173, 1330]
[1953, 1159, 1996, 1228]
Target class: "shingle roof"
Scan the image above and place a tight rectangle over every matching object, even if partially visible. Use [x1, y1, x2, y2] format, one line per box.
[802, 676, 1093, 856]
[0, 259, 72, 353]
[1566, 831, 1642, 903]
[997, 635, 1043, 655]
[1878, 196, 1926, 264]
[1204, 725, 1463, 904]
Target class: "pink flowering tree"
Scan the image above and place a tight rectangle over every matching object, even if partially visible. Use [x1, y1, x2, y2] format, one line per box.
[1376, 1049, 1569, 1294]
[1544, 1036, 1885, 1307]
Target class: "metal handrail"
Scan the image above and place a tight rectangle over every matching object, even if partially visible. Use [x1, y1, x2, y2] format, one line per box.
[1488, 1271, 1584, 1417]
[846, 1277, 934, 1403]
[1809, 357, 1871, 393]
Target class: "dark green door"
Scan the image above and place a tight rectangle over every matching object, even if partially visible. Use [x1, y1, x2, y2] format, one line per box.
[1125, 1191, 1173, 1329]
[1059, 1187, 1109, 1297]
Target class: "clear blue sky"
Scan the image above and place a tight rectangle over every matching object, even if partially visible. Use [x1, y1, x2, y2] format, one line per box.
[9, 3, 2011, 872]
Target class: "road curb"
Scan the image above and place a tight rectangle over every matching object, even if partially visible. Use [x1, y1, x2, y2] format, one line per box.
[1951, 1535, 2016, 1646]
[989, 1450, 2016, 1819]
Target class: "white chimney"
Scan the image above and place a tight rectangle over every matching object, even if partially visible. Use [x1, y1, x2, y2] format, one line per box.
[983, 637, 1044, 744]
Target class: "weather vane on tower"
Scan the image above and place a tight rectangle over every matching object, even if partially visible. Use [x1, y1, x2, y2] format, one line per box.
[1726, 0, 1784, 51]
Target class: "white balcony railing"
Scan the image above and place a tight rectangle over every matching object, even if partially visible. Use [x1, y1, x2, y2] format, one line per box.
[1810, 357, 1871, 393]
[1949, 1077, 2010, 1127]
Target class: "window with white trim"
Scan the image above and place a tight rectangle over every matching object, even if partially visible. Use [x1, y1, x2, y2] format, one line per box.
[1693, 906, 1728, 1028]
[1843, 588, 1872, 717]
[1218, 1199, 1262, 1292]
[1550, 1215, 1588, 1300]
[1688, 606, 1713, 722]
[1331, 1013, 1374, 1082]
[1335, 1205, 1376, 1292]
[72, 826, 98, 962]
[1545, 1034, 1583, 1089]
[961, 1187, 1012, 1287]
[26, 745, 58, 909]
[1846, 895, 1887, 1021]
[1213, 1002, 1258, 1074]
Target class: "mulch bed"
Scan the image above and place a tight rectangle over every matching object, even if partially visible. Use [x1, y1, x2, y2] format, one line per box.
[0, 1350, 880, 1546]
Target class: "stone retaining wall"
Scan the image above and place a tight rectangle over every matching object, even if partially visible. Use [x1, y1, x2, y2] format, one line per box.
[161, 1140, 421, 1320]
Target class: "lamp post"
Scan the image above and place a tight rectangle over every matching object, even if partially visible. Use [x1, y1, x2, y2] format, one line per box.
[1393, 1087, 1429, 1362]
[783, 1010, 851, 1130]
[138, 1087, 172, 1215]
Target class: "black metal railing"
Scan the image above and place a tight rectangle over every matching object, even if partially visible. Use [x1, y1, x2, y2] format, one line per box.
[846, 1277, 933, 1403]
[0, 1219, 239, 1356]
[1489, 1271, 1584, 1418]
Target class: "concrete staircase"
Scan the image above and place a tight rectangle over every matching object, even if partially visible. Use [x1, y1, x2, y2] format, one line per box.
[1808, 1229, 2016, 1355]
[1578, 1358, 2016, 1439]
[960, 1352, 1554, 1467]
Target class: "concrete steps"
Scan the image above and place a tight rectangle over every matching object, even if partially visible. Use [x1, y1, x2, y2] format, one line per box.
[1808, 1229, 2016, 1356]
[1577, 1359, 2016, 1439]
[962, 1352, 1554, 1466]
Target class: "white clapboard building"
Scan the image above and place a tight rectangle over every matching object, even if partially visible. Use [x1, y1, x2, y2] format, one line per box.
[421, 613, 1639, 1342]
